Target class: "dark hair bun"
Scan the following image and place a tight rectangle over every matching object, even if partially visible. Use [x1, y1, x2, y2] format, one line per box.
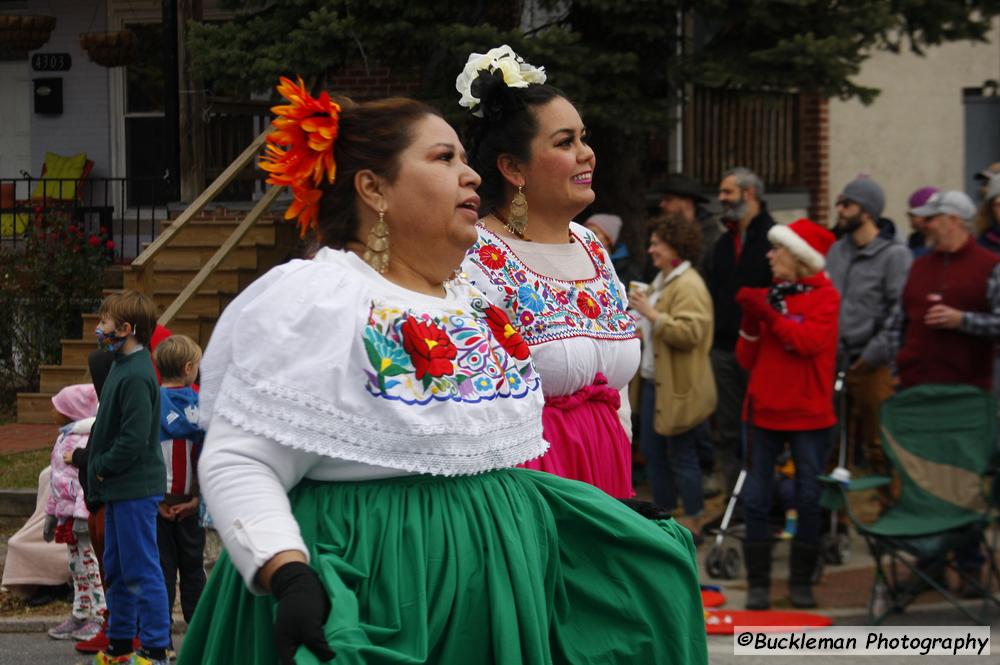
[472, 70, 523, 123]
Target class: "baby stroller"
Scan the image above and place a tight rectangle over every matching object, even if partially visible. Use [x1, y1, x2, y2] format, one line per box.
[704, 369, 853, 580]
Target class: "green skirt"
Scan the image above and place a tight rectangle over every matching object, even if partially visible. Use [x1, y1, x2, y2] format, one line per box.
[179, 469, 707, 664]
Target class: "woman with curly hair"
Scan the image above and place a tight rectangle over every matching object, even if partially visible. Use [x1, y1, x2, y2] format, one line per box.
[457, 46, 639, 499]
[630, 215, 716, 535]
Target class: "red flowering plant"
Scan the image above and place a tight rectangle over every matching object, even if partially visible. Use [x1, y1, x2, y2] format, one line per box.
[0, 216, 113, 404]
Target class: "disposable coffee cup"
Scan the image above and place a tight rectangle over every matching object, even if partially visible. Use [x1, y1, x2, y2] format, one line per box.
[628, 280, 649, 296]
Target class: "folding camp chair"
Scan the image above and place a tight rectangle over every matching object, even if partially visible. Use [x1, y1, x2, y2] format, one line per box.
[820, 383, 1000, 625]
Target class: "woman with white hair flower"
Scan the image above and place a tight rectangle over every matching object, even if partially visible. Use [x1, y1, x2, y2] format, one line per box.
[458, 45, 640, 500]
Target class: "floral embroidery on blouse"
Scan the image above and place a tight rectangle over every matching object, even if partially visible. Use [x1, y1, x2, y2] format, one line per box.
[464, 226, 637, 345]
[362, 293, 539, 405]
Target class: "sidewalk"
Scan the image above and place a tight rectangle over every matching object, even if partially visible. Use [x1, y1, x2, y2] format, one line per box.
[0, 424, 58, 456]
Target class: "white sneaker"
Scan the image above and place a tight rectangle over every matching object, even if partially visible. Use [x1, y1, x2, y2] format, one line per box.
[47, 615, 88, 640]
[70, 618, 104, 641]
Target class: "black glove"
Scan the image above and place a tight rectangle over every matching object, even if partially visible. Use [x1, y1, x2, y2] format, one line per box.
[619, 498, 674, 521]
[270, 562, 335, 665]
[42, 515, 58, 542]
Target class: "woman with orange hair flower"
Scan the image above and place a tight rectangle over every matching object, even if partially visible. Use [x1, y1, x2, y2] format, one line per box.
[178, 77, 705, 665]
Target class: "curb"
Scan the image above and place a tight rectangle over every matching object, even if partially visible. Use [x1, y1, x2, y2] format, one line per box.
[0, 616, 189, 634]
[0, 616, 61, 633]
[0, 489, 36, 518]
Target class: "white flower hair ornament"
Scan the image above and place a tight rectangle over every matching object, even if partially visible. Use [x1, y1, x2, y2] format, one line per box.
[456, 45, 546, 118]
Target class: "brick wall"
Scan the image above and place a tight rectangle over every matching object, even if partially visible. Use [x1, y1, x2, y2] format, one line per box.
[799, 92, 830, 226]
[327, 64, 421, 101]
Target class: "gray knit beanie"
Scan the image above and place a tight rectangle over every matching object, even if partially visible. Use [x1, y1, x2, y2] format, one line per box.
[838, 177, 885, 219]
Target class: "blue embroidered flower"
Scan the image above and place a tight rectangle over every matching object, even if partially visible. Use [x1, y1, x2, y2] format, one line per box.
[517, 285, 546, 313]
[506, 370, 522, 390]
[364, 326, 411, 374]
[474, 376, 493, 392]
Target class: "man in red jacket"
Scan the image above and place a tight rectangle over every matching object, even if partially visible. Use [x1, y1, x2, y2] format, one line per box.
[734, 218, 838, 611]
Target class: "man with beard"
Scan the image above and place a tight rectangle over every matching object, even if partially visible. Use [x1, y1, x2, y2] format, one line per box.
[709, 167, 774, 496]
[867, 190, 1000, 596]
[826, 177, 912, 493]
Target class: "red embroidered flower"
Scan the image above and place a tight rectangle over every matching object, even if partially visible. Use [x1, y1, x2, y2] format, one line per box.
[576, 291, 602, 319]
[478, 244, 507, 270]
[401, 317, 456, 379]
[483, 305, 530, 360]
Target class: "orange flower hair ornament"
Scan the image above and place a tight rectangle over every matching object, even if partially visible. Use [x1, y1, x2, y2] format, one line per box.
[259, 76, 341, 236]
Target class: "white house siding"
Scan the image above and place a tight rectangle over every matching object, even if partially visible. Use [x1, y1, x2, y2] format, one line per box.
[828, 19, 1000, 236]
[26, 0, 112, 177]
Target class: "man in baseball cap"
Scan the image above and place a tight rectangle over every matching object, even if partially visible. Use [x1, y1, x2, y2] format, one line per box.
[866, 186, 1000, 596]
[908, 190, 978, 223]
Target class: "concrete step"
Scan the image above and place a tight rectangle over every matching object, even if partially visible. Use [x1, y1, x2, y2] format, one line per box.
[38, 364, 89, 393]
[16, 393, 55, 424]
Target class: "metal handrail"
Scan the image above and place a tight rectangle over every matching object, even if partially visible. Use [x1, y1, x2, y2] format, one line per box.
[131, 129, 269, 298]
[157, 184, 280, 328]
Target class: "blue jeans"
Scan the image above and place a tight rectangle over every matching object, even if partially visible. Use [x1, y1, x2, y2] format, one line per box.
[104, 496, 171, 650]
[742, 426, 832, 544]
[639, 380, 704, 516]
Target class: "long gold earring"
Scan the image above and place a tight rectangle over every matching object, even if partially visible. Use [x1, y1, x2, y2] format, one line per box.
[507, 185, 528, 238]
[363, 209, 390, 273]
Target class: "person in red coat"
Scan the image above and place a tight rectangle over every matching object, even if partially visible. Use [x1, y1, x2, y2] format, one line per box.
[734, 218, 838, 611]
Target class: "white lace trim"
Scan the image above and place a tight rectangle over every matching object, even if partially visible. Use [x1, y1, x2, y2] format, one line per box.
[211, 365, 548, 476]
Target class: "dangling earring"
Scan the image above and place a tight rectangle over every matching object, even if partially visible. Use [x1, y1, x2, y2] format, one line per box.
[364, 208, 390, 273]
[506, 185, 528, 238]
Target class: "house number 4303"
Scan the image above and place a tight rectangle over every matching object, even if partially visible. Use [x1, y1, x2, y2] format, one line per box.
[32, 53, 72, 72]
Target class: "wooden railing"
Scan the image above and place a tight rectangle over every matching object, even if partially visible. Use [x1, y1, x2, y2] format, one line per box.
[130, 129, 281, 329]
[205, 97, 272, 201]
[683, 87, 801, 188]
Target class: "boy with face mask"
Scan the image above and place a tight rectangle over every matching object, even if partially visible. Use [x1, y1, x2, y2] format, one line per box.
[85, 290, 171, 665]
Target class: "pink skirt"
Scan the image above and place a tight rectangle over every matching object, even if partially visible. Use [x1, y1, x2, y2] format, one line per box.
[519, 373, 634, 498]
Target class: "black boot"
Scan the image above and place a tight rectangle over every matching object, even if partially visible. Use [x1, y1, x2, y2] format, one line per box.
[789, 540, 821, 609]
[743, 541, 773, 610]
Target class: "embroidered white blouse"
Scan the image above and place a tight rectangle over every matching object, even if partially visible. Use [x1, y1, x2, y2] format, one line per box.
[462, 223, 641, 429]
[198, 247, 547, 590]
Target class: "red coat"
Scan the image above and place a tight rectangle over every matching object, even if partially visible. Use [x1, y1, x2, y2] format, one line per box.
[735, 272, 840, 431]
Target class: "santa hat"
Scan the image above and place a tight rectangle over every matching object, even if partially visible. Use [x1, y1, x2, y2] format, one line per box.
[767, 219, 835, 272]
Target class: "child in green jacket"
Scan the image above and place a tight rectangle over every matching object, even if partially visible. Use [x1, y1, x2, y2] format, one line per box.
[87, 290, 170, 665]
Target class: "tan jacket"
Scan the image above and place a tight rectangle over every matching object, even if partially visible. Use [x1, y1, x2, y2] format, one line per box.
[648, 267, 717, 436]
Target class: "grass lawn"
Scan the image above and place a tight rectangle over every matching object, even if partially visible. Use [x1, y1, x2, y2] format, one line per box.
[0, 448, 49, 489]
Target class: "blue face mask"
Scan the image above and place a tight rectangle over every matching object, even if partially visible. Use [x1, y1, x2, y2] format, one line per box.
[95, 326, 127, 353]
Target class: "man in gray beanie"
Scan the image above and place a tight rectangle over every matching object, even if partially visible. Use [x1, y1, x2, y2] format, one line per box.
[826, 176, 912, 491]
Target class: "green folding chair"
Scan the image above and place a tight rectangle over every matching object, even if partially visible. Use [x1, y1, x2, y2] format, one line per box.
[820, 383, 1000, 624]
